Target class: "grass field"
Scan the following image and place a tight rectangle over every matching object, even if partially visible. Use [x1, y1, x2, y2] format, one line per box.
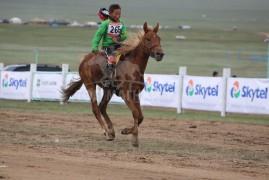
[0, 24, 267, 77]
[0, 0, 269, 78]
[1, 99, 268, 125]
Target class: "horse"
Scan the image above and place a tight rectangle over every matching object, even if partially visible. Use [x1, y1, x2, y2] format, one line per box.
[61, 22, 164, 147]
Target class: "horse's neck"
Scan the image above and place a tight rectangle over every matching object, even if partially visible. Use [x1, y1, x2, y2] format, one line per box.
[132, 43, 149, 74]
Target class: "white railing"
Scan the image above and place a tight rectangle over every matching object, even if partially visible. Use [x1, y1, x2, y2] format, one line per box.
[0, 63, 268, 116]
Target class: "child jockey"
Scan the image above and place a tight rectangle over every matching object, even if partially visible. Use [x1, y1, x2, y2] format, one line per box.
[92, 4, 127, 87]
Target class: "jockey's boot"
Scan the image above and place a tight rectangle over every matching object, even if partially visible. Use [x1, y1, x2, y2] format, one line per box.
[104, 62, 115, 88]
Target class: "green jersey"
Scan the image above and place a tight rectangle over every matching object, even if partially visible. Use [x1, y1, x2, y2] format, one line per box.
[92, 19, 127, 51]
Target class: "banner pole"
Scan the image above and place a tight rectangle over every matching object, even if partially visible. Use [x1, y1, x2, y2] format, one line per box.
[221, 68, 230, 117]
[0, 63, 4, 98]
[27, 64, 37, 103]
[35, 48, 38, 64]
[177, 66, 186, 113]
[60, 64, 69, 105]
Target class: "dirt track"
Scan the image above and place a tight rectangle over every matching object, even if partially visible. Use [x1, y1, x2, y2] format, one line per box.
[0, 109, 268, 180]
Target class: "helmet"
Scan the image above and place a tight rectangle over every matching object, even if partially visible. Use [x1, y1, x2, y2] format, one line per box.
[98, 8, 109, 21]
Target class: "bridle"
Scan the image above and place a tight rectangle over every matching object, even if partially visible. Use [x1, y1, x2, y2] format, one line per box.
[141, 38, 161, 54]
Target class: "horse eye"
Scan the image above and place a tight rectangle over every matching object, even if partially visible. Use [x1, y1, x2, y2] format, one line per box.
[146, 38, 150, 42]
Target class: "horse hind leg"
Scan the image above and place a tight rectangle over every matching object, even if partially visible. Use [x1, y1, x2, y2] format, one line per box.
[86, 84, 114, 141]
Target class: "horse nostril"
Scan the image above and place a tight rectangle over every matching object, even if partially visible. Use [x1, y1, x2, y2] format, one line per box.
[155, 52, 164, 61]
[157, 52, 164, 58]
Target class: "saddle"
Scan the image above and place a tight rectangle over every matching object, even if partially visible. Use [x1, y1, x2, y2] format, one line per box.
[102, 44, 134, 63]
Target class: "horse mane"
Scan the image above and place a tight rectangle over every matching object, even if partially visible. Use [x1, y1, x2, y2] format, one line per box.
[116, 30, 145, 56]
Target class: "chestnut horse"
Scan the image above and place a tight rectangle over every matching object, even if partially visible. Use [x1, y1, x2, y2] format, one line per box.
[62, 22, 164, 147]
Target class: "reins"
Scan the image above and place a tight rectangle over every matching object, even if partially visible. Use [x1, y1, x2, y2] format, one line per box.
[114, 41, 133, 47]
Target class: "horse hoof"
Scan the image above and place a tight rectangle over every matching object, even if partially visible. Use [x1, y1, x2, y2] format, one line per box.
[109, 129, 116, 138]
[132, 142, 139, 147]
[107, 137, 114, 141]
[132, 135, 139, 147]
[106, 134, 114, 141]
[105, 132, 114, 141]
[121, 128, 131, 135]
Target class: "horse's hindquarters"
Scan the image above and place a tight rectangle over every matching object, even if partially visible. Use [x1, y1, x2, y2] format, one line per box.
[79, 53, 107, 85]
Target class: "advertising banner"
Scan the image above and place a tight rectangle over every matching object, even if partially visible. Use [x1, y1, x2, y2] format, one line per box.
[32, 72, 62, 100]
[182, 76, 223, 111]
[2, 68, 268, 117]
[226, 78, 269, 115]
[0, 71, 30, 100]
[140, 74, 179, 108]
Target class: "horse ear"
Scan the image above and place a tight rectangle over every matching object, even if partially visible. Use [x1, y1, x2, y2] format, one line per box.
[143, 22, 149, 33]
[153, 23, 159, 33]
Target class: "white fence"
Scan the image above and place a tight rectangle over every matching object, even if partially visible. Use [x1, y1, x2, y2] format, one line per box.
[0, 63, 268, 116]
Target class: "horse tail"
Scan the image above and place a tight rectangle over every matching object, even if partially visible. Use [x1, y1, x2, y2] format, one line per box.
[61, 79, 83, 102]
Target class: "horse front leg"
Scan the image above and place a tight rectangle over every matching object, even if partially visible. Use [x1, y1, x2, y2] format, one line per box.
[86, 84, 113, 141]
[121, 91, 143, 147]
[99, 89, 115, 140]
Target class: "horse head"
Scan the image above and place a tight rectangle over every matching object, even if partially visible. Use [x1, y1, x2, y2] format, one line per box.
[142, 22, 164, 61]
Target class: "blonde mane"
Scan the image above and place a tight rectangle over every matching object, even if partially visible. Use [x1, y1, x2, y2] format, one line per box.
[116, 30, 144, 56]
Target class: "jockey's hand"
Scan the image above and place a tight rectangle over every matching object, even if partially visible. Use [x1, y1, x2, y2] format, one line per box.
[113, 35, 121, 42]
[112, 37, 118, 42]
